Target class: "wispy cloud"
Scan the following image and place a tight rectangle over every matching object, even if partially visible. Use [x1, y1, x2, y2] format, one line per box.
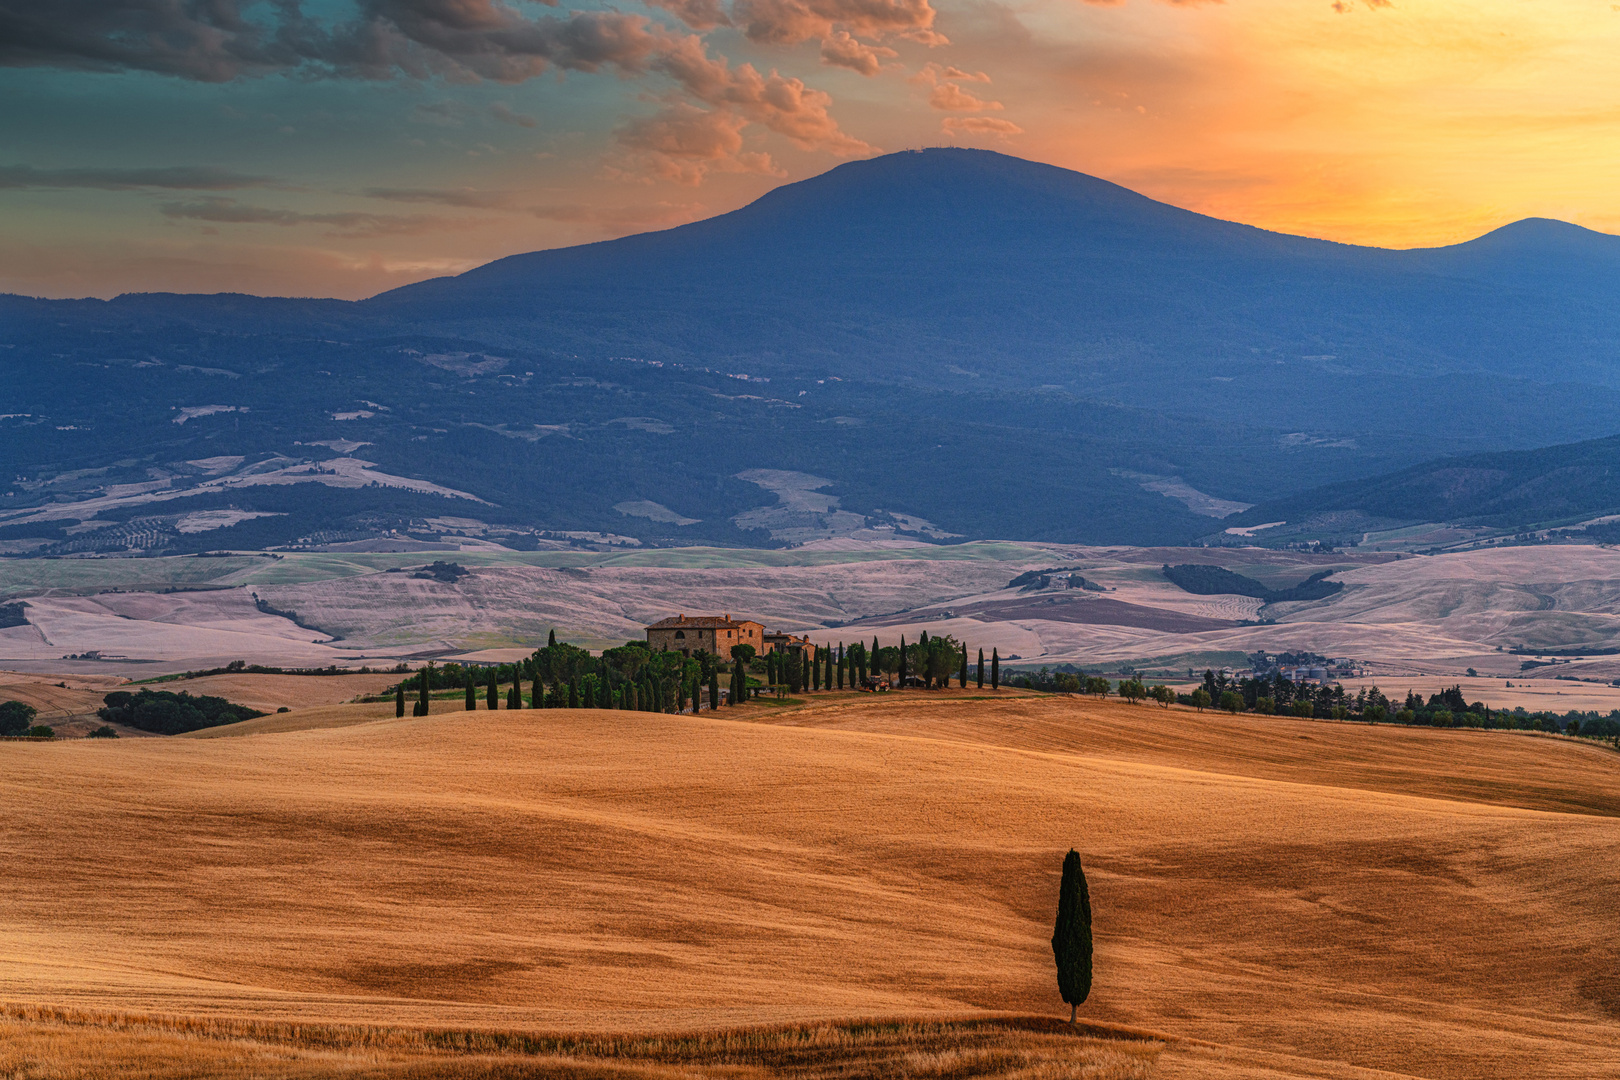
[0, 164, 274, 190]
[160, 197, 456, 237]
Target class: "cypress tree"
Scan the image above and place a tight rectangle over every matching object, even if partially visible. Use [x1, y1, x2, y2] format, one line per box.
[600, 659, 613, 709]
[897, 636, 907, 688]
[811, 650, 820, 692]
[569, 677, 580, 708]
[991, 649, 1000, 690]
[487, 667, 498, 710]
[729, 661, 741, 705]
[465, 667, 476, 710]
[416, 664, 431, 716]
[1051, 849, 1094, 1023]
[959, 646, 968, 688]
[396, 682, 405, 718]
[977, 648, 985, 689]
[709, 665, 720, 711]
[826, 647, 834, 690]
[548, 629, 557, 648]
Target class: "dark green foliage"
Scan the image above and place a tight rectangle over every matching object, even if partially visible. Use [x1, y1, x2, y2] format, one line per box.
[415, 663, 432, 716]
[87, 725, 120, 738]
[1052, 849, 1094, 1015]
[1, 699, 38, 736]
[98, 689, 263, 735]
[26, 725, 54, 739]
[465, 669, 476, 711]
[396, 684, 405, 718]
[960, 646, 969, 688]
[709, 666, 720, 711]
[1162, 564, 1343, 603]
[991, 649, 999, 690]
[487, 668, 498, 710]
[898, 636, 908, 687]
[977, 648, 985, 689]
[0, 603, 27, 630]
[569, 678, 580, 709]
[410, 561, 467, 583]
[548, 629, 557, 647]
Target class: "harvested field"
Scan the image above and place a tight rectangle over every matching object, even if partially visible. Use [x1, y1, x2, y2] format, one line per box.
[2, 692, 1617, 1078]
[0, 1007, 1162, 1080]
[161, 671, 404, 713]
[854, 594, 1238, 633]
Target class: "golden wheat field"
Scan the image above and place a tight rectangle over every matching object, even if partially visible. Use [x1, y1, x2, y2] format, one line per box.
[2, 689, 1617, 1079]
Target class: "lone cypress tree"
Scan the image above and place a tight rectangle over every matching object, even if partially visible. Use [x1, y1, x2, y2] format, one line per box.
[465, 667, 476, 710]
[415, 664, 431, 716]
[977, 648, 985, 689]
[959, 646, 968, 688]
[991, 649, 1000, 690]
[897, 636, 907, 688]
[395, 683, 405, 718]
[1051, 849, 1094, 1024]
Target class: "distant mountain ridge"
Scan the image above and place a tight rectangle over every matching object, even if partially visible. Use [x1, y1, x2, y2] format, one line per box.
[4, 148, 1620, 552]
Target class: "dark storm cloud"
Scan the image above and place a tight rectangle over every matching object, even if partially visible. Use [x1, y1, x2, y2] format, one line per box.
[0, 164, 275, 190]
[0, 1, 682, 83]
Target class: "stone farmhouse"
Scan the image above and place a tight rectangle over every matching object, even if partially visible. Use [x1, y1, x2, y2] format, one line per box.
[646, 615, 817, 662]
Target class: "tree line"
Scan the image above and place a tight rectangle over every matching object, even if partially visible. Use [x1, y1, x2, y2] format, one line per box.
[387, 629, 1025, 716]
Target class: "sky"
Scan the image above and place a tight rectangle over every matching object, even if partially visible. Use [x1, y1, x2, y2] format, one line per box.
[3, 0, 1619, 300]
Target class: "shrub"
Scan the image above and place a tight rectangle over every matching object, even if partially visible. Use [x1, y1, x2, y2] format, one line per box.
[87, 725, 119, 738]
[1255, 696, 1275, 715]
[25, 725, 54, 738]
[0, 699, 37, 737]
[1219, 690, 1244, 713]
[1292, 700, 1314, 718]
[98, 689, 264, 735]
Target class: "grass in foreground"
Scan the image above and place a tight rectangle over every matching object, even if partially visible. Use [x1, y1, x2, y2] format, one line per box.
[0, 1007, 1163, 1080]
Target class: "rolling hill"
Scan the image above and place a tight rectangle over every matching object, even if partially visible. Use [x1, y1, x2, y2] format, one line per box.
[2, 692, 1617, 1077]
[5, 149, 1620, 550]
[1222, 430, 1620, 544]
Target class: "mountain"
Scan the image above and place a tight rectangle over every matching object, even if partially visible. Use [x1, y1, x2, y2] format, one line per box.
[1221, 432, 1620, 545]
[3, 148, 1620, 555]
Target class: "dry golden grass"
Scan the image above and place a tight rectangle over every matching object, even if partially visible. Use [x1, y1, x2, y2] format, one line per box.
[165, 672, 404, 713]
[2, 692, 1617, 1078]
[0, 1007, 1161, 1080]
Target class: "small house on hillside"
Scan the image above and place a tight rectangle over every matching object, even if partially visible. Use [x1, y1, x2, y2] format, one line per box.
[762, 632, 817, 663]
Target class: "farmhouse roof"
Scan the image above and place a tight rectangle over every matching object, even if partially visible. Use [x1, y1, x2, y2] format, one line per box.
[646, 614, 755, 629]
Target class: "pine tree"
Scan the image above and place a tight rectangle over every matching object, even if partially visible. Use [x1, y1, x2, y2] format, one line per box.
[978, 648, 985, 689]
[959, 646, 968, 689]
[991, 649, 1000, 690]
[1051, 849, 1094, 1023]
[487, 667, 498, 710]
[395, 683, 405, 718]
[465, 667, 476, 710]
[898, 636, 908, 688]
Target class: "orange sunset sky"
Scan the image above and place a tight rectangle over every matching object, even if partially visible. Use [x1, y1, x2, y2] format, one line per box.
[2, 0, 1618, 299]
